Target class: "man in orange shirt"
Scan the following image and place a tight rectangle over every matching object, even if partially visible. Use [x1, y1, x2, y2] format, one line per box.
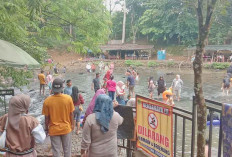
[42, 78, 74, 157]
[38, 70, 46, 95]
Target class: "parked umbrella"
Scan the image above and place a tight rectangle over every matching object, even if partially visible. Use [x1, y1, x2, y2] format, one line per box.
[0, 39, 40, 69]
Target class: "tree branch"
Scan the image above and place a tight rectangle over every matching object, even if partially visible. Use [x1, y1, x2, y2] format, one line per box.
[42, 11, 73, 25]
[197, 0, 204, 31]
[204, 0, 217, 30]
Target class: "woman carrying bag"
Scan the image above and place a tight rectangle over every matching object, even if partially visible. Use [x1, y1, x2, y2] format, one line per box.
[81, 94, 123, 157]
[0, 94, 46, 157]
[71, 86, 85, 135]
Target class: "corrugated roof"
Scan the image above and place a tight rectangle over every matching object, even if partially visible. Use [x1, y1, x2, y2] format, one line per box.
[187, 45, 232, 51]
[100, 44, 154, 51]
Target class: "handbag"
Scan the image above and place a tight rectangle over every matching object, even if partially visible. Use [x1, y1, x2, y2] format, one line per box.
[79, 105, 83, 112]
[0, 117, 8, 149]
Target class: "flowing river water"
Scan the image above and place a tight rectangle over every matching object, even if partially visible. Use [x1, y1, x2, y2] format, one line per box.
[2, 67, 230, 156]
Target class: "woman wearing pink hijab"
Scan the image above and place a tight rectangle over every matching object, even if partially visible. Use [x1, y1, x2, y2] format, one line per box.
[116, 81, 126, 105]
[82, 89, 105, 126]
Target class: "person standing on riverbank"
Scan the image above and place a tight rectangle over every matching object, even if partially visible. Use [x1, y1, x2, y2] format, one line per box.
[126, 70, 135, 98]
[38, 70, 46, 96]
[92, 73, 101, 93]
[0, 94, 46, 156]
[53, 65, 58, 74]
[81, 94, 123, 157]
[64, 79, 72, 95]
[71, 86, 84, 135]
[107, 75, 117, 100]
[157, 76, 166, 98]
[42, 78, 74, 157]
[46, 71, 53, 95]
[171, 75, 183, 101]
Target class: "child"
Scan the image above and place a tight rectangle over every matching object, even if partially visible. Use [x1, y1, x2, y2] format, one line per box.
[166, 94, 174, 105]
[148, 77, 156, 99]
[135, 72, 139, 83]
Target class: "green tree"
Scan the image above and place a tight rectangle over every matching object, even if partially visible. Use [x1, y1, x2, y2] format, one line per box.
[139, 0, 198, 45]
[0, 0, 46, 63]
[193, 0, 222, 156]
[208, 1, 232, 44]
[0, 0, 111, 61]
[127, 0, 146, 43]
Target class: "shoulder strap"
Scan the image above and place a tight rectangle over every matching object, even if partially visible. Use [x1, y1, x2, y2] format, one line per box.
[4, 117, 8, 130]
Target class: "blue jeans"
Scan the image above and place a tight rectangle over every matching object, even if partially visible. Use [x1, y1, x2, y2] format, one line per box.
[108, 91, 115, 100]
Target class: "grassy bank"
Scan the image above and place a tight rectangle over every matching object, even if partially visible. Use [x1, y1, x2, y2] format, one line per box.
[123, 60, 230, 70]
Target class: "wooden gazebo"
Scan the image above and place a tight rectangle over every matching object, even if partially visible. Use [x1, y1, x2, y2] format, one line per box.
[100, 40, 154, 60]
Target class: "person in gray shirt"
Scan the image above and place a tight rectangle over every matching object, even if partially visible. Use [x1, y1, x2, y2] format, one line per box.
[92, 73, 101, 93]
[171, 75, 183, 101]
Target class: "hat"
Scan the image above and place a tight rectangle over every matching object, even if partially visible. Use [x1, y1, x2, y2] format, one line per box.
[52, 78, 64, 93]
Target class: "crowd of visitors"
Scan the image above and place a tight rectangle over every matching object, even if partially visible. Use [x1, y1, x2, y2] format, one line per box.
[0, 60, 187, 156]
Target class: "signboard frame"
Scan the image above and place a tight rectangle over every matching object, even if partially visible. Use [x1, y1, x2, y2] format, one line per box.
[136, 95, 174, 157]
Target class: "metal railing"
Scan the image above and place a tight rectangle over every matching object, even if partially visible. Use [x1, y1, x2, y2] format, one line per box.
[204, 98, 223, 157]
[117, 96, 223, 157]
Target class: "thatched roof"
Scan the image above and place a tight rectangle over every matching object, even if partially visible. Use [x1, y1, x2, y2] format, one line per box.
[100, 44, 154, 51]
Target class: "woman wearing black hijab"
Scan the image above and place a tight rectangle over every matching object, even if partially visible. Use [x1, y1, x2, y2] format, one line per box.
[157, 76, 166, 98]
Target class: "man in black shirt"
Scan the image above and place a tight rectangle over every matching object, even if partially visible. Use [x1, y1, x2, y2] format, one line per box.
[92, 73, 101, 93]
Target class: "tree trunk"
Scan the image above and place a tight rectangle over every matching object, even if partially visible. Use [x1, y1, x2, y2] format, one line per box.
[193, 35, 207, 157]
[122, 0, 126, 44]
[69, 24, 72, 35]
[194, 0, 218, 156]
[133, 35, 136, 44]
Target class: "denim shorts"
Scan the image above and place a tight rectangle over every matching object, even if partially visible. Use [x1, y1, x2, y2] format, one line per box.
[74, 106, 82, 122]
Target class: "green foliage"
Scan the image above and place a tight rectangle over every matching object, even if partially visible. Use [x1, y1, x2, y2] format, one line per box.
[204, 63, 230, 69]
[0, 0, 111, 62]
[0, 0, 47, 63]
[111, 0, 232, 47]
[139, 0, 198, 46]
[111, 12, 131, 40]
[161, 45, 185, 56]
[39, 0, 111, 54]
[209, 2, 232, 44]
[203, 63, 212, 69]
[148, 61, 159, 67]
[167, 61, 175, 67]
[0, 66, 33, 88]
[125, 60, 143, 67]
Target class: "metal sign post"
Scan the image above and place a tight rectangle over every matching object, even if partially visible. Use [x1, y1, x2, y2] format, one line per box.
[0, 89, 14, 114]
